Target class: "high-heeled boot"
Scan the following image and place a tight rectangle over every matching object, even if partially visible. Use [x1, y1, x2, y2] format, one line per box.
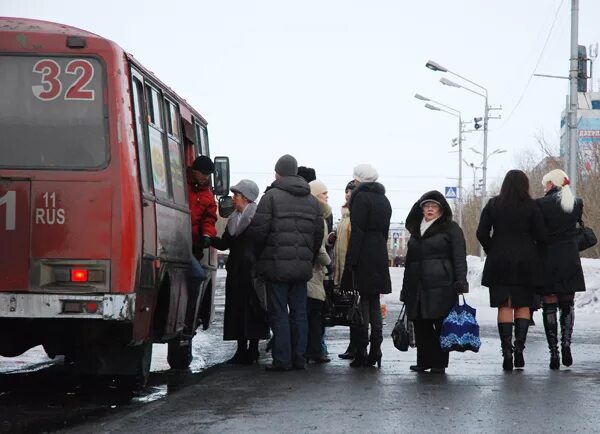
[498, 323, 513, 371]
[339, 326, 359, 359]
[350, 347, 368, 368]
[542, 303, 560, 370]
[227, 340, 248, 364]
[366, 339, 382, 368]
[247, 339, 259, 364]
[513, 318, 530, 368]
[559, 301, 574, 367]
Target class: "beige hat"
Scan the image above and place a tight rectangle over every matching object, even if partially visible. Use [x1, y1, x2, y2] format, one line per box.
[309, 179, 328, 196]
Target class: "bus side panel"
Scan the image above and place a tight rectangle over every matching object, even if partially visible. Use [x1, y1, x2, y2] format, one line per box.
[112, 53, 143, 296]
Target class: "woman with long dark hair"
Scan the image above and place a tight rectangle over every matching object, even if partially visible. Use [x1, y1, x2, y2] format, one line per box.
[476, 170, 546, 371]
[536, 169, 585, 369]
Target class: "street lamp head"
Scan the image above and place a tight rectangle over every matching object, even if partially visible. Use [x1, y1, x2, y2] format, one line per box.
[425, 60, 448, 73]
[424, 103, 440, 111]
[414, 93, 430, 101]
[440, 77, 461, 88]
[451, 138, 458, 147]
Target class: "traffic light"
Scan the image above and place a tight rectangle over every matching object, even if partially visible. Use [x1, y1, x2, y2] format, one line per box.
[578, 45, 588, 93]
[474, 117, 482, 130]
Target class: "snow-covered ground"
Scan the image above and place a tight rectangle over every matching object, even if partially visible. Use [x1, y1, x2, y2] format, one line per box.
[383, 256, 600, 323]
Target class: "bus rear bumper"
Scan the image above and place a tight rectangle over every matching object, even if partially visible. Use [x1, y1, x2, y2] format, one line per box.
[0, 293, 135, 320]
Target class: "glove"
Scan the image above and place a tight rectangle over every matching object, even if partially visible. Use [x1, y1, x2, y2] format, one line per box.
[454, 281, 469, 294]
[327, 231, 337, 245]
[200, 236, 212, 249]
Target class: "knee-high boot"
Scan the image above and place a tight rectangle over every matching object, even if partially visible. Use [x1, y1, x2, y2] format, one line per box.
[498, 323, 513, 371]
[559, 301, 575, 367]
[542, 303, 560, 370]
[513, 318, 530, 368]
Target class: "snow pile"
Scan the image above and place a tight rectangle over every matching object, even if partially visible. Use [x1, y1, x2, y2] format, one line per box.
[385, 256, 600, 314]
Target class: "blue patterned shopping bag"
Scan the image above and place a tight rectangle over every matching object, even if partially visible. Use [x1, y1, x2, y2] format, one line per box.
[439, 296, 481, 353]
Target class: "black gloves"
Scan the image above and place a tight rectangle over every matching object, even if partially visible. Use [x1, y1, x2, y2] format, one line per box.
[454, 281, 469, 294]
[200, 236, 212, 249]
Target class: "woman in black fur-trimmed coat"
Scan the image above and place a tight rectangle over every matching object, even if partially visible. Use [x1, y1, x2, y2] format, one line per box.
[400, 190, 467, 374]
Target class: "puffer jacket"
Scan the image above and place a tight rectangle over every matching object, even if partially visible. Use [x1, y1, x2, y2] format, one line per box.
[187, 170, 218, 244]
[400, 190, 468, 321]
[247, 175, 324, 283]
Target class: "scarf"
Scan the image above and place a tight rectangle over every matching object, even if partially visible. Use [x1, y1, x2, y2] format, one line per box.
[420, 217, 439, 236]
[227, 201, 257, 237]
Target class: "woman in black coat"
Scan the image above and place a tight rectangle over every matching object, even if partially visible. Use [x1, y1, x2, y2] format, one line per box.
[400, 191, 467, 374]
[211, 180, 269, 364]
[536, 169, 585, 369]
[476, 170, 546, 371]
[344, 164, 392, 368]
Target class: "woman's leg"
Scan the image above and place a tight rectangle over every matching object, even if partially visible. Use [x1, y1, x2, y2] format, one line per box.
[513, 306, 531, 368]
[412, 319, 436, 371]
[542, 295, 560, 369]
[366, 296, 383, 367]
[558, 293, 575, 366]
[431, 318, 448, 371]
[351, 295, 371, 367]
[497, 303, 514, 371]
[306, 298, 323, 359]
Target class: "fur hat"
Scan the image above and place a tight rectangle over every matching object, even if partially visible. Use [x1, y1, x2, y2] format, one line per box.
[274, 154, 298, 177]
[298, 166, 317, 183]
[231, 179, 260, 202]
[191, 155, 214, 174]
[353, 163, 379, 183]
[542, 169, 570, 188]
[309, 179, 328, 196]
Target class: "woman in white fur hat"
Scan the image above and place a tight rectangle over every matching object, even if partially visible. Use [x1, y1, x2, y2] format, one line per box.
[536, 168, 585, 370]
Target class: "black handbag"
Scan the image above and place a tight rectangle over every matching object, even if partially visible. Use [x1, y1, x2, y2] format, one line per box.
[576, 219, 597, 251]
[391, 304, 415, 352]
[345, 291, 363, 326]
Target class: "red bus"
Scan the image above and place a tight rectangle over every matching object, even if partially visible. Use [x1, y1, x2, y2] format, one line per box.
[0, 17, 230, 385]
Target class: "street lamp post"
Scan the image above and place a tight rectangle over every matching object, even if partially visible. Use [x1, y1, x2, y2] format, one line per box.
[426, 60, 499, 258]
[415, 93, 464, 227]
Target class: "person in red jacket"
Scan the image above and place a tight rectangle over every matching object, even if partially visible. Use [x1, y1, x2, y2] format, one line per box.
[185, 155, 218, 330]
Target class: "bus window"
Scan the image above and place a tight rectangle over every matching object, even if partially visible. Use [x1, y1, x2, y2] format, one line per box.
[194, 122, 209, 156]
[165, 100, 180, 139]
[167, 138, 185, 204]
[146, 85, 163, 130]
[131, 75, 151, 192]
[0, 55, 107, 169]
[148, 127, 168, 197]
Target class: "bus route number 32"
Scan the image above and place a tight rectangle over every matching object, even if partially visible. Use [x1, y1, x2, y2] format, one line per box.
[31, 58, 96, 102]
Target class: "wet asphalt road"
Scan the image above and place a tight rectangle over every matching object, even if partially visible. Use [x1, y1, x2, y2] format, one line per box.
[3, 271, 600, 433]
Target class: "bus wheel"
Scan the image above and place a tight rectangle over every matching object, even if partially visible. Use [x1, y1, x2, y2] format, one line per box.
[167, 334, 193, 370]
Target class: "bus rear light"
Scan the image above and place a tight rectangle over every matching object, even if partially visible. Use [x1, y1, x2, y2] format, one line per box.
[85, 302, 98, 313]
[62, 300, 102, 314]
[71, 269, 88, 282]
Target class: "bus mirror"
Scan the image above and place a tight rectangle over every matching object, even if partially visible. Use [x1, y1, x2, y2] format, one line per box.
[213, 156, 230, 196]
[219, 196, 234, 218]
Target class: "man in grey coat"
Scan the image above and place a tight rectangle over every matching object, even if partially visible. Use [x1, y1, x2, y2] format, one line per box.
[247, 154, 324, 371]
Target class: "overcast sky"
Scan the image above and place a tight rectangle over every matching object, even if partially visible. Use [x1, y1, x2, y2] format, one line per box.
[4, 0, 600, 222]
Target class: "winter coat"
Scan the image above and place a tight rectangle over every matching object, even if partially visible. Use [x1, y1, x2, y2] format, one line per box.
[212, 228, 269, 341]
[476, 197, 546, 288]
[187, 170, 218, 246]
[247, 175, 324, 283]
[307, 216, 331, 301]
[536, 188, 586, 294]
[333, 205, 351, 286]
[400, 191, 468, 321]
[343, 182, 392, 295]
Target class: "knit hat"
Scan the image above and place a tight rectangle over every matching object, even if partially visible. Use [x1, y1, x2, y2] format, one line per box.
[274, 154, 298, 177]
[345, 180, 356, 192]
[542, 169, 570, 188]
[231, 179, 260, 202]
[309, 179, 328, 196]
[353, 164, 379, 183]
[298, 166, 317, 183]
[420, 199, 442, 208]
[191, 155, 214, 174]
